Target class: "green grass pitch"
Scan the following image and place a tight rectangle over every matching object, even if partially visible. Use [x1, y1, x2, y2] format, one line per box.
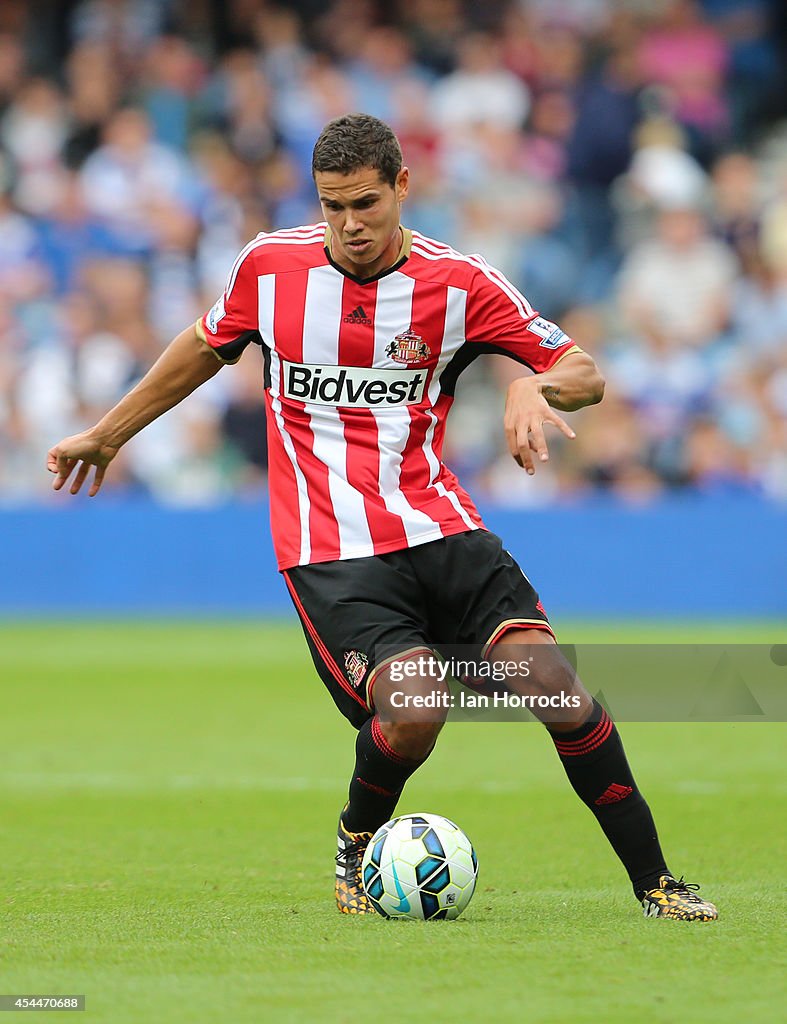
[1, 621, 784, 1023]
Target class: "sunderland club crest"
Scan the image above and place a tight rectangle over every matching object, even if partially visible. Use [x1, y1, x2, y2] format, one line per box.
[344, 650, 369, 689]
[386, 329, 431, 365]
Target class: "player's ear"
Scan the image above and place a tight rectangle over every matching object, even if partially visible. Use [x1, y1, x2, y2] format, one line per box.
[395, 166, 409, 204]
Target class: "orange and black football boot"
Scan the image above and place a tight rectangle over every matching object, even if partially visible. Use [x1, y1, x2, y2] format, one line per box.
[335, 816, 376, 915]
[641, 875, 718, 921]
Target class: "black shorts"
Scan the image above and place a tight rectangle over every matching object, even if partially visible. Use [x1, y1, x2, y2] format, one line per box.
[283, 529, 553, 729]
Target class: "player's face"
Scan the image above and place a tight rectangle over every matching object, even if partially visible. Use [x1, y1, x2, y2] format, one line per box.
[315, 166, 409, 279]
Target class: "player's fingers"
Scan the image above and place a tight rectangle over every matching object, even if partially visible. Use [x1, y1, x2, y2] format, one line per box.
[70, 461, 92, 495]
[52, 455, 77, 490]
[89, 463, 107, 497]
[527, 423, 549, 463]
[515, 425, 535, 475]
[507, 421, 519, 458]
[504, 421, 519, 461]
[546, 410, 576, 441]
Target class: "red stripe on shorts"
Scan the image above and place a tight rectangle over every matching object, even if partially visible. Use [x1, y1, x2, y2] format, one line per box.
[283, 571, 368, 709]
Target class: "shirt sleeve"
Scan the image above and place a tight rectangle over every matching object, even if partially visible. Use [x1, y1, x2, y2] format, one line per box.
[465, 257, 582, 373]
[196, 241, 263, 364]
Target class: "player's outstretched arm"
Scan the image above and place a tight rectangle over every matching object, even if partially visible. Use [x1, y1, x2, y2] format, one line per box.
[504, 351, 604, 475]
[47, 323, 224, 497]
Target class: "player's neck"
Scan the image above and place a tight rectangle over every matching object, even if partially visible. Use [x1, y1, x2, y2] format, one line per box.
[327, 226, 407, 281]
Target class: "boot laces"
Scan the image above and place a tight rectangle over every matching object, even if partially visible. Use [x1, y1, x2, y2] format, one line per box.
[665, 876, 704, 903]
[336, 836, 369, 868]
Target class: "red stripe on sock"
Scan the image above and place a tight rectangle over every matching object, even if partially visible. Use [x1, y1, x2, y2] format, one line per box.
[554, 716, 612, 756]
[576, 717, 615, 755]
[554, 710, 613, 756]
[355, 776, 398, 797]
[371, 716, 410, 765]
[553, 708, 609, 748]
[554, 713, 606, 752]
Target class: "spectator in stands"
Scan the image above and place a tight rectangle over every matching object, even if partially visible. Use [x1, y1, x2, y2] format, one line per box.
[35, 170, 120, 295]
[1, 77, 68, 215]
[70, 0, 169, 64]
[141, 35, 204, 152]
[710, 150, 762, 272]
[0, 174, 49, 303]
[431, 32, 531, 130]
[220, 349, 269, 488]
[345, 26, 434, 125]
[617, 202, 738, 350]
[63, 42, 121, 169]
[637, 0, 730, 161]
[564, 42, 644, 300]
[79, 107, 196, 253]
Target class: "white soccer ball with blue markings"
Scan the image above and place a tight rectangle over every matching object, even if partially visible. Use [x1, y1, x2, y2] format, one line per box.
[361, 813, 478, 920]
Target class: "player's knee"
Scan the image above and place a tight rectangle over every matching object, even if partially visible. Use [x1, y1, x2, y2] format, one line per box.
[382, 720, 442, 761]
[371, 659, 450, 753]
[487, 627, 592, 723]
[489, 628, 572, 695]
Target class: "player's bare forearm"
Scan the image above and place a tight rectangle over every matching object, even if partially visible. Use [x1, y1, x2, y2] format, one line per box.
[47, 324, 223, 496]
[88, 324, 223, 448]
[527, 351, 605, 411]
[503, 352, 604, 475]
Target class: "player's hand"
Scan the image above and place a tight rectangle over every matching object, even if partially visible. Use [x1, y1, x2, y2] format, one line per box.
[46, 431, 119, 497]
[504, 378, 575, 475]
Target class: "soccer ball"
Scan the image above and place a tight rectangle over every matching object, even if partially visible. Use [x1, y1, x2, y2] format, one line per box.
[361, 813, 478, 920]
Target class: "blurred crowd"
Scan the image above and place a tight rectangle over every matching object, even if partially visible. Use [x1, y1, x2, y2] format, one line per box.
[1, 0, 786, 506]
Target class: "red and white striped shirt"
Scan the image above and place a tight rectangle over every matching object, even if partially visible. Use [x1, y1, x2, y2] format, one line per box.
[198, 225, 581, 570]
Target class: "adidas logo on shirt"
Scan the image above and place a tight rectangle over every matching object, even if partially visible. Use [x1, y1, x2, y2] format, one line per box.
[343, 305, 373, 325]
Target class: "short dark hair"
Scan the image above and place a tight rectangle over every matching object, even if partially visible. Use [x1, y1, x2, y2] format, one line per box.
[312, 113, 402, 187]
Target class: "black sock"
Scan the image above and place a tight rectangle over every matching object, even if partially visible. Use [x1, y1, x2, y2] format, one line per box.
[549, 700, 669, 898]
[342, 716, 427, 834]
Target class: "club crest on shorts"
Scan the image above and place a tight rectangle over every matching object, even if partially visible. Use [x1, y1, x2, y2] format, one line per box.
[386, 329, 431, 365]
[344, 650, 369, 689]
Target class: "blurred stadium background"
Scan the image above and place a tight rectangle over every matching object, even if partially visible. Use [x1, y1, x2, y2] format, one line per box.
[0, 0, 785, 618]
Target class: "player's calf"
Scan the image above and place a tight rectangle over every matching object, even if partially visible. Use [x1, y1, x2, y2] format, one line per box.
[335, 714, 439, 916]
[487, 631, 718, 917]
[378, 720, 442, 761]
[336, 657, 449, 914]
[370, 654, 450, 760]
